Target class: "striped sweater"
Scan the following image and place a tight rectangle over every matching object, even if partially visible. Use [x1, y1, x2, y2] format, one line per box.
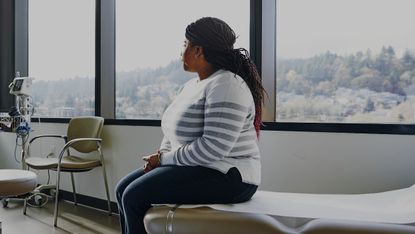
[160, 69, 261, 185]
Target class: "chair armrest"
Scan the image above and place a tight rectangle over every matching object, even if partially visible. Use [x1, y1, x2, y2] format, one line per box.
[29, 134, 67, 144]
[57, 138, 102, 162]
[26, 135, 68, 159]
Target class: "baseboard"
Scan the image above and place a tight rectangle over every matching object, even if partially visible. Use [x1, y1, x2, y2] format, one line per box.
[59, 190, 119, 214]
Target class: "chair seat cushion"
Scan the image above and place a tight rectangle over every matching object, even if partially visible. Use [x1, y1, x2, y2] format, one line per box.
[25, 156, 101, 170]
[0, 169, 37, 197]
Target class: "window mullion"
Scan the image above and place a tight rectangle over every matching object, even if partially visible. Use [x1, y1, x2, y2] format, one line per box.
[261, 0, 276, 121]
[97, 0, 115, 118]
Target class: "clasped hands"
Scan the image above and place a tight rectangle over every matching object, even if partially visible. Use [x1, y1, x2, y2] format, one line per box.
[142, 150, 161, 173]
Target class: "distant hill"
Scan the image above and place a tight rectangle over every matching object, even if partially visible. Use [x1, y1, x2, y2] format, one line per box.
[277, 47, 415, 97]
[32, 59, 193, 118]
[31, 46, 415, 122]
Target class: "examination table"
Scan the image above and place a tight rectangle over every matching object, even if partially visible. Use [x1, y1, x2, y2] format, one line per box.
[144, 185, 415, 233]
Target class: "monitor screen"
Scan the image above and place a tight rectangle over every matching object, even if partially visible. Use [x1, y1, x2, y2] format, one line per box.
[12, 79, 23, 92]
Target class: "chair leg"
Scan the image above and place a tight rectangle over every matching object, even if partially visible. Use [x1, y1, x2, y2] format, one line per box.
[70, 172, 77, 206]
[53, 168, 62, 227]
[101, 161, 112, 215]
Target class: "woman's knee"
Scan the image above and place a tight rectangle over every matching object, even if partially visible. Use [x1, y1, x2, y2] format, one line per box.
[115, 168, 146, 200]
[115, 179, 127, 201]
[121, 184, 151, 211]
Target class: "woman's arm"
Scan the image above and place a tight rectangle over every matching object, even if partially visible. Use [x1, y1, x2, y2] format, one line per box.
[159, 136, 172, 153]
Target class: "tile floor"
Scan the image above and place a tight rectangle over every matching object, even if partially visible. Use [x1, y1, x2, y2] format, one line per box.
[0, 199, 120, 234]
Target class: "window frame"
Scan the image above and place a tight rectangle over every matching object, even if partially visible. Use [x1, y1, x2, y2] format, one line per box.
[262, 0, 415, 135]
[20, 0, 98, 119]
[10, 0, 415, 135]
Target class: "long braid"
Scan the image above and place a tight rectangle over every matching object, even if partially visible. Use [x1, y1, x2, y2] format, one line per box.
[185, 17, 265, 137]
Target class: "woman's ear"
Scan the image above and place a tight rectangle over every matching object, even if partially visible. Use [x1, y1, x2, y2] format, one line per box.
[194, 46, 204, 58]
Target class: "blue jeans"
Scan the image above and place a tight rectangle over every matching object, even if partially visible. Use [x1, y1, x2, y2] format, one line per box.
[115, 165, 258, 234]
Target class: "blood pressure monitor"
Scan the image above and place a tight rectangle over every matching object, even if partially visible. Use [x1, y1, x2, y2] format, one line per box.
[9, 77, 34, 96]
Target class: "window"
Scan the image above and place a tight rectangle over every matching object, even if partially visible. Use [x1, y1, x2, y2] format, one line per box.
[14, 0, 415, 133]
[29, 0, 95, 118]
[276, 0, 415, 124]
[116, 0, 250, 119]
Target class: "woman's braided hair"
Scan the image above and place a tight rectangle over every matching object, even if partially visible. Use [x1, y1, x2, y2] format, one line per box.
[185, 17, 265, 137]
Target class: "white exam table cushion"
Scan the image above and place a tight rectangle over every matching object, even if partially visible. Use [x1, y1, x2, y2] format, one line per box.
[159, 184, 415, 224]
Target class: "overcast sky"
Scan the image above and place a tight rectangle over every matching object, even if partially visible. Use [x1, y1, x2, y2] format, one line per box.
[29, 0, 95, 81]
[277, 0, 415, 59]
[29, 0, 249, 81]
[116, 0, 249, 74]
[28, 0, 414, 81]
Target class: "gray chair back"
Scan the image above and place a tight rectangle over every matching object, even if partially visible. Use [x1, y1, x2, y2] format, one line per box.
[67, 116, 104, 153]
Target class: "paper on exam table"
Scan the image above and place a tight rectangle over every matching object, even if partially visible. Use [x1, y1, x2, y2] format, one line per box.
[172, 184, 415, 224]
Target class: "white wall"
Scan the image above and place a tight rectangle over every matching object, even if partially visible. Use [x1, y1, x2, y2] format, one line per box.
[1, 122, 415, 202]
